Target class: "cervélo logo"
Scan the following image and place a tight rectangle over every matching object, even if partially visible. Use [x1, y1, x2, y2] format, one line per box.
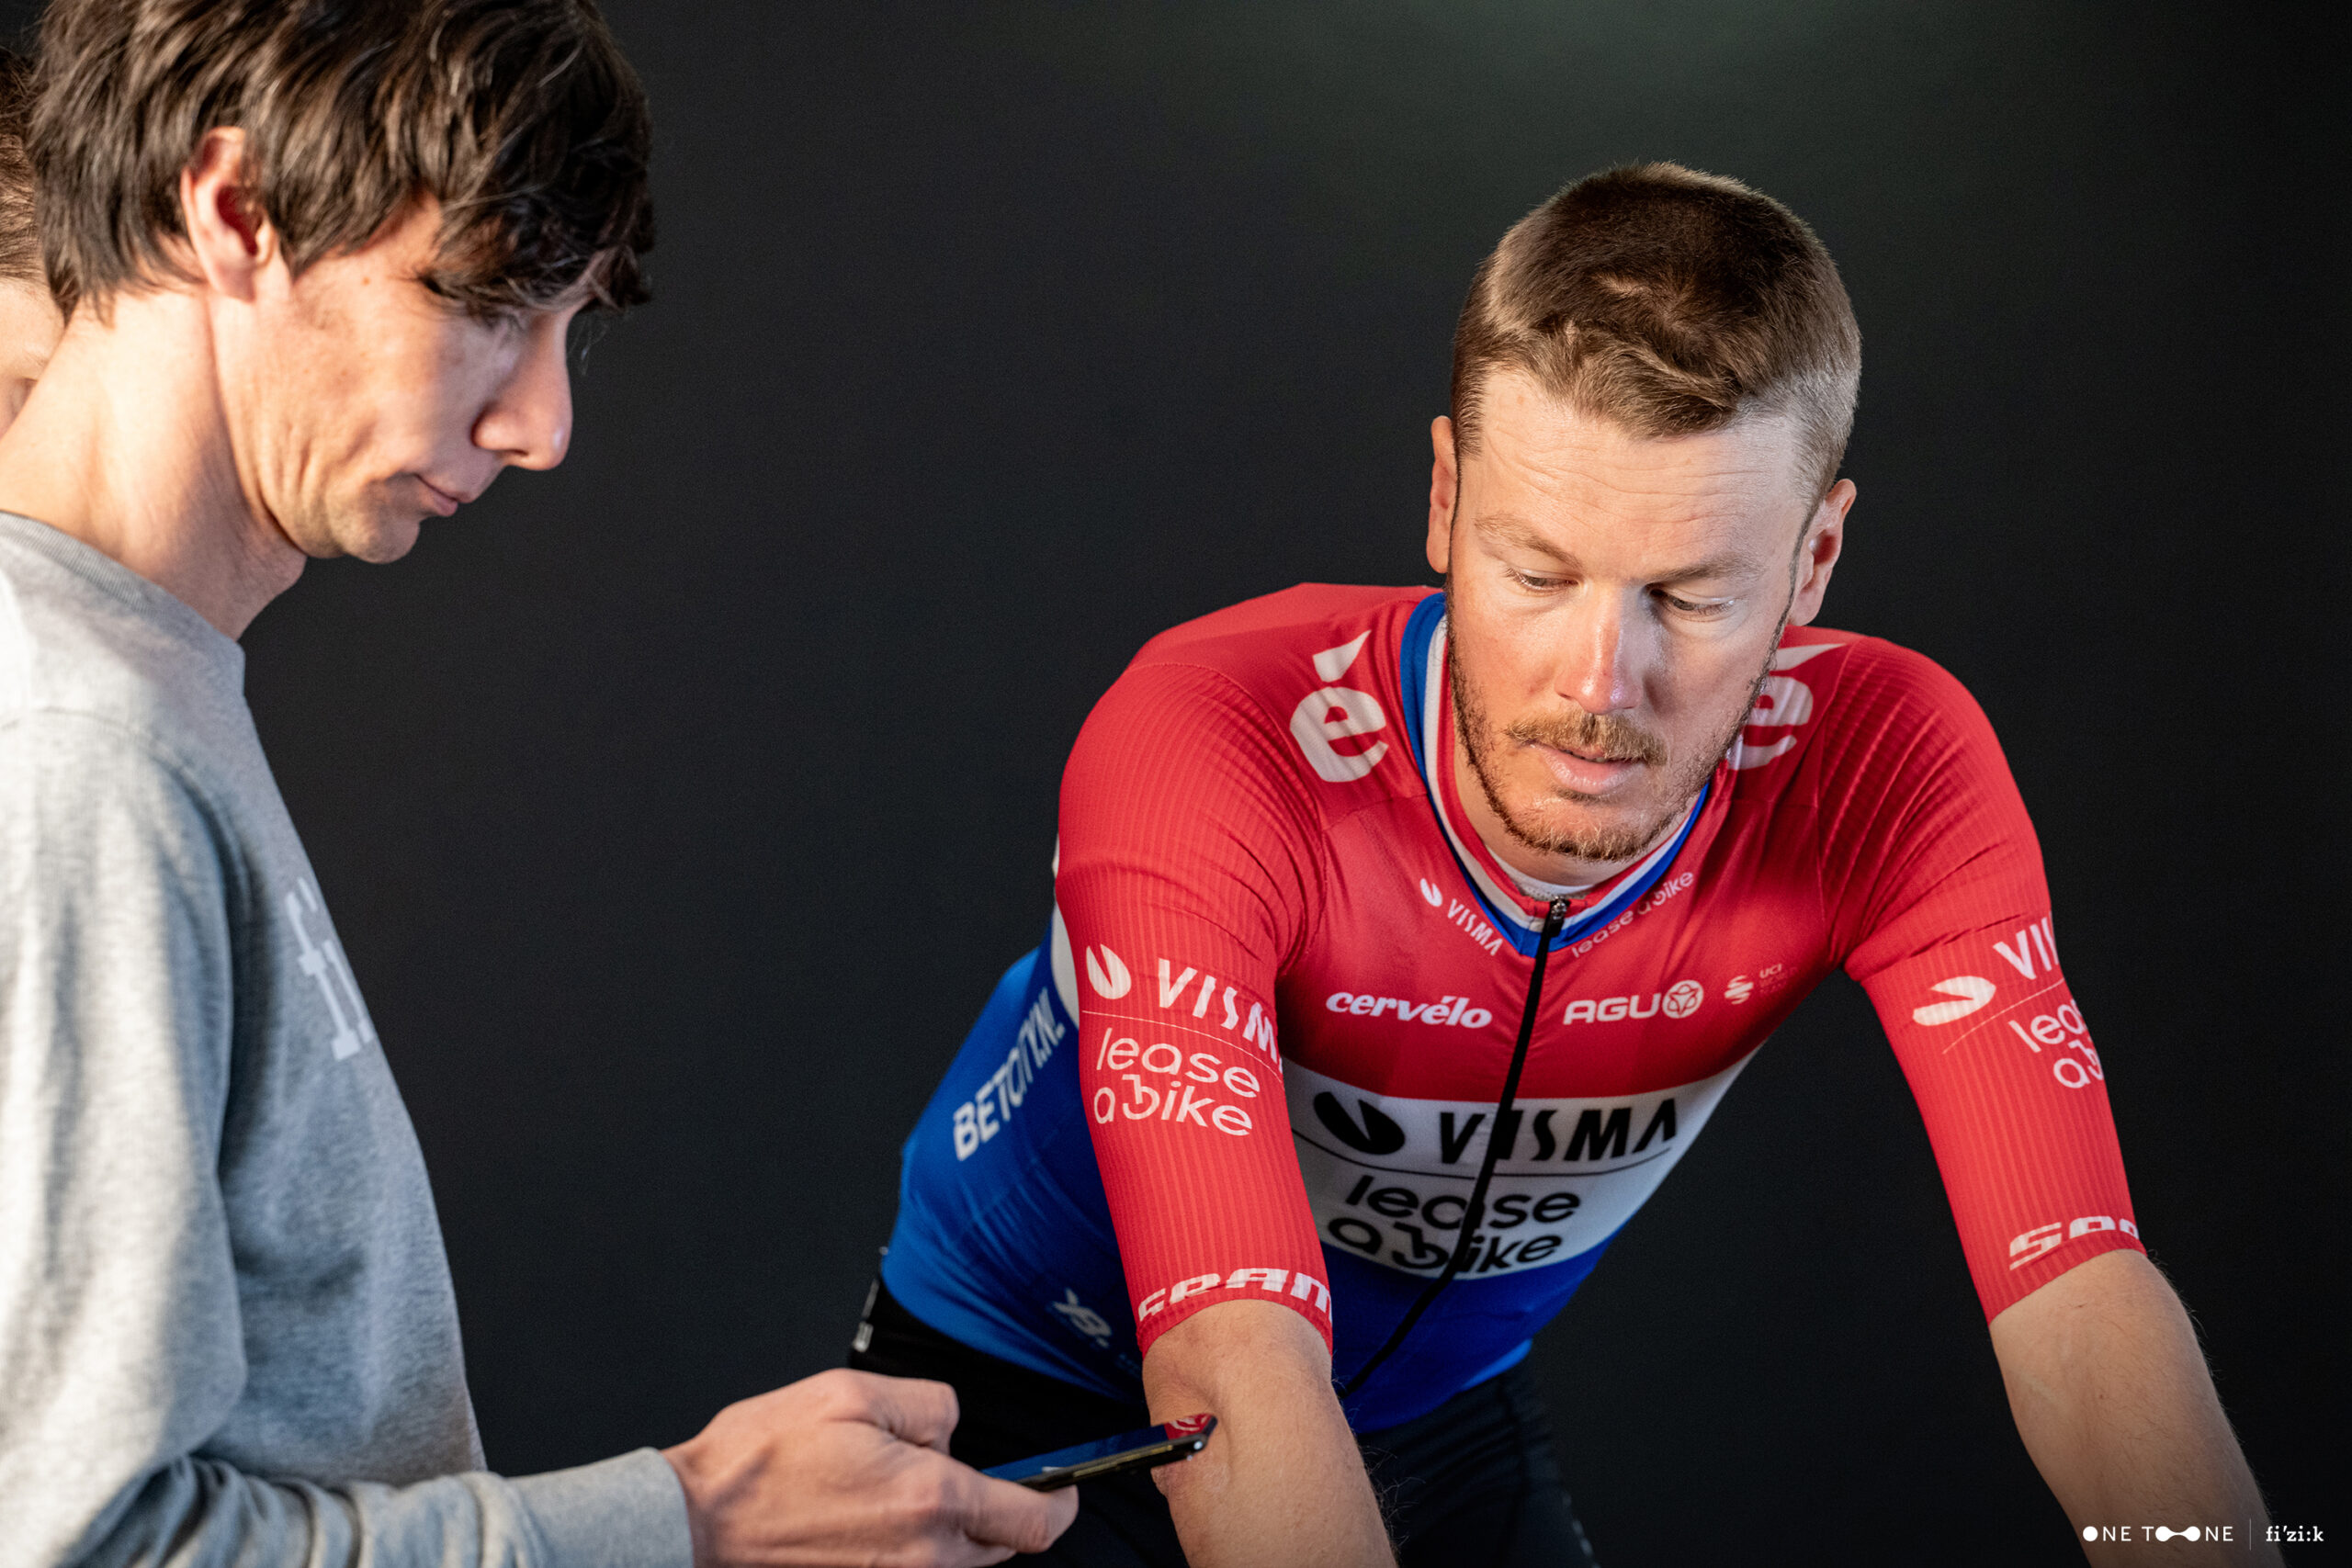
[1288, 632, 1390, 784]
[1324, 991, 1494, 1029]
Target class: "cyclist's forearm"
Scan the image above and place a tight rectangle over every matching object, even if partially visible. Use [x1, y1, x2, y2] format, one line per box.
[1991, 1250, 2275, 1566]
[1143, 1300, 1394, 1568]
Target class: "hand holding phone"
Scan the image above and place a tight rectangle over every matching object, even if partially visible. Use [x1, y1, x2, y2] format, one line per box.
[981, 1414, 1216, 1491]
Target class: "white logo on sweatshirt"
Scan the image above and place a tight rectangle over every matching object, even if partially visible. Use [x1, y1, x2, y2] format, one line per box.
[284, 877, 377, 1060]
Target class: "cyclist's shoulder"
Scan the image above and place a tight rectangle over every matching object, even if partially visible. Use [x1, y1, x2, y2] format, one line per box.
[1126, 583, 1431, 684]
[1731, 626, 1999, 785]
[1067, 584, 1434, 839]
[1082, 582, 1432, 750]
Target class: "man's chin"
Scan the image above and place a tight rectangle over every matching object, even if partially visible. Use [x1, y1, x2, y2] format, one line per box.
[338, 512, 425, 565]
[1499, 792, 1680, 868]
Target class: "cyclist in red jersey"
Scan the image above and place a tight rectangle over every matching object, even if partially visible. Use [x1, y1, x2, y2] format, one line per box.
[855, 164, 2275, 1566]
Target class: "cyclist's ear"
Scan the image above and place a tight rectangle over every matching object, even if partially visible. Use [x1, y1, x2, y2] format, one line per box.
[1426, 415, 1459, 576]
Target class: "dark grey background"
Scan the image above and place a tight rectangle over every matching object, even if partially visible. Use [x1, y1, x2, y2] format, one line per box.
[40, 0, 2350, 1562]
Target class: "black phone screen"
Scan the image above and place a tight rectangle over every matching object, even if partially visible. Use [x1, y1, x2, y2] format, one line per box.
[979, 1414, 1216, 1491]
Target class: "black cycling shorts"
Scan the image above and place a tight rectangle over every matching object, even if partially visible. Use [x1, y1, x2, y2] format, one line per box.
[848, 1278, 1599, 1567]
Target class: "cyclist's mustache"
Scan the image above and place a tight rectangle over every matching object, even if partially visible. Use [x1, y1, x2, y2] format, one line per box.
[1501, 710, 1668, 768]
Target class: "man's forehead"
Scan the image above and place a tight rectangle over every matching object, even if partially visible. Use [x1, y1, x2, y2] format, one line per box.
[1474, 375, 1798, 483]
[1464, 376, 1810, 556]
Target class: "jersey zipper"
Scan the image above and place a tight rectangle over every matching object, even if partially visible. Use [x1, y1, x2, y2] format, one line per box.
[1339, 895, 1572, 1401]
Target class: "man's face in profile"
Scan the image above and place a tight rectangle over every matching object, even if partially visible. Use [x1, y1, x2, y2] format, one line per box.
[228, 199, 588, 565]
[1429, 368, 1848, 872]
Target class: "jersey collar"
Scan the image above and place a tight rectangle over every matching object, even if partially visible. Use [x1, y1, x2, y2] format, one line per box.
[1397, 591, 1707, 957]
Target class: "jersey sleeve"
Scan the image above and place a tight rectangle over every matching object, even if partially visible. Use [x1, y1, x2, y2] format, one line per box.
[1822, 646, 2143, 1319]
[1055, 660, 1337, 1359]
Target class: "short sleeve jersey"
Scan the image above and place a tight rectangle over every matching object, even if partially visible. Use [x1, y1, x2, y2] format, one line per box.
[880, 586, 2140, 1429]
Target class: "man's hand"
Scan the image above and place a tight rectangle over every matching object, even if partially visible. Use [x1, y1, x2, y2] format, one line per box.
[1991, 1250, 2277, 1566]
[662, 1368, 1078, 1568]
[1143, 1300, 1394, 1568]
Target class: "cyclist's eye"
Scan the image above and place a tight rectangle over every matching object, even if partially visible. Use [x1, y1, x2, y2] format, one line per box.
[1656, 589, 1734, 618]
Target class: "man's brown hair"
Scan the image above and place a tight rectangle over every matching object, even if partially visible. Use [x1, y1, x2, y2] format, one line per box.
[0, 50, 39, 287]
[29, 0, 653, 321]
[1451, 163, 1860, 500]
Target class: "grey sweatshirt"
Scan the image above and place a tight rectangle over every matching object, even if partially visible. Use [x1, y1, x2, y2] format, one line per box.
[0, 514, 692, 1568]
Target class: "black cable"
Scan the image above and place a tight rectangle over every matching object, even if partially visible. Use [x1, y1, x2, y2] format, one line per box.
[1339, 895, 1570, 1401]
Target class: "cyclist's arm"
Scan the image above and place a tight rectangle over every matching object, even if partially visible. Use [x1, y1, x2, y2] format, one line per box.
[1832, 647, 2269, 1562]
[1143, 1302, 1390, 1568]
[1057, 659, 1393, 1568]
[1990, 1251, 2275, 1566]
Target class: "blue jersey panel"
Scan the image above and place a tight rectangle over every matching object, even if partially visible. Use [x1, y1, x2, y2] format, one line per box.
[882, 940, 1144, 1401]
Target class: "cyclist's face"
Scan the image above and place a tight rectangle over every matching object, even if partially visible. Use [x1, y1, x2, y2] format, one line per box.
[1425, 369, 1853, 878]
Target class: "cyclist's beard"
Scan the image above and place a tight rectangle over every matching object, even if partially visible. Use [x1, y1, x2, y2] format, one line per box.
[1450, 637, 1778, 866]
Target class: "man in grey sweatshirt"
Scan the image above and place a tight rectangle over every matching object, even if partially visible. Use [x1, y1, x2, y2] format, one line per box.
[0, 3, 1077, 1565]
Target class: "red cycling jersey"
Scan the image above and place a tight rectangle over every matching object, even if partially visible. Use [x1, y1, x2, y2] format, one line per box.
[1053, 584, 2140, 1382]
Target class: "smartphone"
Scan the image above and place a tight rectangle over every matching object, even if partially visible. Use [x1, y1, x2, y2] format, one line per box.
[980, 1414, 1216, 1491]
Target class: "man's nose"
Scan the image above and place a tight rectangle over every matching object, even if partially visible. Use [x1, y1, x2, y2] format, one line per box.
[1558, 592, 1640, 716]
[473, 315, 574, 472]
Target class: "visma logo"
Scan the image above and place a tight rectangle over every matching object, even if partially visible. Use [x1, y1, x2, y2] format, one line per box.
[1419, 878, 1443, 908]
[1313, 1092, 1407, 1156]
[1912, 975, 1996, 1026]
[1084, 945, 1132, 998]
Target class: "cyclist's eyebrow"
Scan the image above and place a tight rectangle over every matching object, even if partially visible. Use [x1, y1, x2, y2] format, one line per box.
[1472, 513, 1765, 581]
[1471, 513, 1573, 561]
[1650, 553, 1766, 585]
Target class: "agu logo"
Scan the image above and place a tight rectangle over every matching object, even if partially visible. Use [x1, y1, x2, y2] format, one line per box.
[1565, 980, 1705, 1024]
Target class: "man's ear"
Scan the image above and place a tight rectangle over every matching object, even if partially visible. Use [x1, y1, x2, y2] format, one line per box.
[1785, 478, 1856, 628]
[1425, 415, 1458, 577]
[177, 128, 276, 303]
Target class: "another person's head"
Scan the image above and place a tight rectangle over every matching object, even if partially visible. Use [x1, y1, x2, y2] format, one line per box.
[0, 48, 62, 434]
[28, 0, 653, 561]
[1427, 162, 1860, 868]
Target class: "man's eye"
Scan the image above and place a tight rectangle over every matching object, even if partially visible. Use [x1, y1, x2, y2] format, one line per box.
[1657, 590, 1734, 617]
[1506, 568, 1566, 592]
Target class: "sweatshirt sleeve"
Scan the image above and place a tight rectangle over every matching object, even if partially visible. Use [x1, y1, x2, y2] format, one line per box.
[0, 713, 692, 1568]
